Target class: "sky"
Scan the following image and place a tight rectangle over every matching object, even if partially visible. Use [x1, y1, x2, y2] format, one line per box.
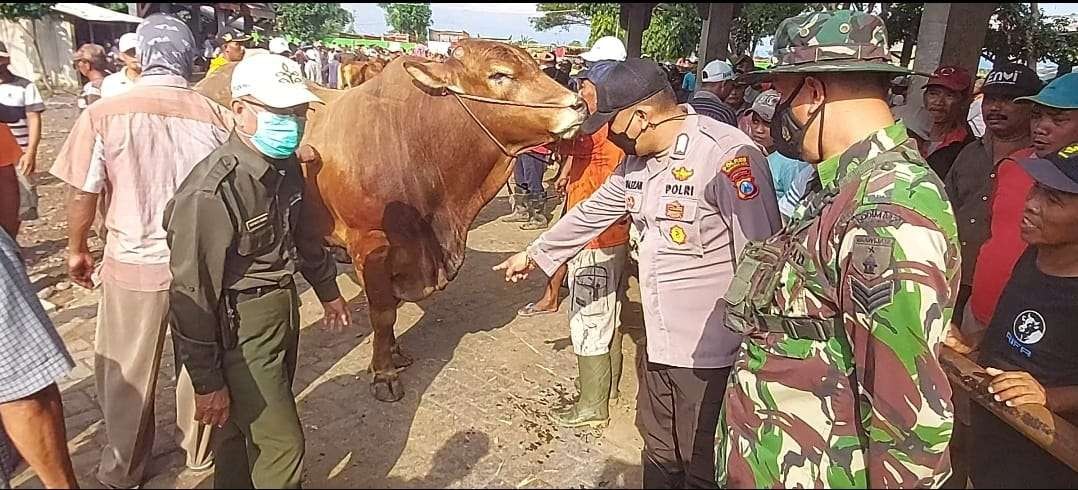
[344, 3, 590, 44]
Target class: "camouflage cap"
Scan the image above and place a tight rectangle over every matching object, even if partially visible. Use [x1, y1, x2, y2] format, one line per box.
[744, 10, 911, 82]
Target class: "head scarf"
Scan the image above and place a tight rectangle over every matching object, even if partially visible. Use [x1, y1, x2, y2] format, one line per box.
[136, 13, 195, 78]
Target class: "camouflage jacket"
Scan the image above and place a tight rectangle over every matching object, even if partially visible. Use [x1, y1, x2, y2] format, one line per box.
[717, 123, 961, 488]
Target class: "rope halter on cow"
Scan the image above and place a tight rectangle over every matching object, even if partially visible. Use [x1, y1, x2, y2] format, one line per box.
[445, 88, 579, 158]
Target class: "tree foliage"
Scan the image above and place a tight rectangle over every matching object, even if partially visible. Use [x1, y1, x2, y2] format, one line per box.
[378, 3, 432, 41]
[274, 3, 353, 43]
[641, 3, 701, 61]
[982, 3, 1074, 67]
[92, 3, 128, 14]
[730, 3, 806, 56]
[533, 3, 699, 60]
[0, 3, 55, 20]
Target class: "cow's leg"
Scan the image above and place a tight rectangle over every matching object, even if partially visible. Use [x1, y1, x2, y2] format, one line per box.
[355, 238, 409, 402]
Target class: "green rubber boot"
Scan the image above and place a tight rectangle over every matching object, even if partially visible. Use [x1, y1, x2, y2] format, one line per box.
[520, 196, 550, 230]
[502, 196, 530, 223]
[550, 354, 611, 428]
[609, 330, 624, 400]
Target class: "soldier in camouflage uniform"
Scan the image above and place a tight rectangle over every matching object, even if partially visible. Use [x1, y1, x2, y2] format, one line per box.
[717, 11, 961, 488]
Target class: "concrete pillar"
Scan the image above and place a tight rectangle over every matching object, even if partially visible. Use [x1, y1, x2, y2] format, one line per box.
[619, 3, 655, 58]
[697, 3, 735, 72]
[908, 3, 996, 109]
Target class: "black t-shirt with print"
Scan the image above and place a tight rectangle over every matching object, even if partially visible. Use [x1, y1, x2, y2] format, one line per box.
[971, 248, 1078, 488]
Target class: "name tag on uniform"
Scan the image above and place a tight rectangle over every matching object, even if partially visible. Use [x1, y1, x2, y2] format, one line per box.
[626, 180, 644, 191]
[663, 183, 696, 197]
[246, 213, 270, 231]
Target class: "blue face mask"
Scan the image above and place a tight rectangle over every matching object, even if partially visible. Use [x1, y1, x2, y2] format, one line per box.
[249, 109, 303, 160]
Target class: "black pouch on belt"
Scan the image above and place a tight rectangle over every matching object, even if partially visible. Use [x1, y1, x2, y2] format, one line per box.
[218, 291, 240, 351]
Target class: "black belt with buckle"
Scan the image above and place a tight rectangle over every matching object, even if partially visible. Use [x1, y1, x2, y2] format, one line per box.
[233, 275, 294, 303]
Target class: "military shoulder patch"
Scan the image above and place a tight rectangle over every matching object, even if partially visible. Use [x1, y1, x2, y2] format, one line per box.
[721, 155, 758, 200]
[848, 235, 895, 315]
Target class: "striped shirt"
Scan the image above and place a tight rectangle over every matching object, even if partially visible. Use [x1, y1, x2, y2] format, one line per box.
[0, 76, 45, 150]
[688, 90, 736, 127]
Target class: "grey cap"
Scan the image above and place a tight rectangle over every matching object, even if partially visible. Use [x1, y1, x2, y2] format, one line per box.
[745, 89, 780, 122]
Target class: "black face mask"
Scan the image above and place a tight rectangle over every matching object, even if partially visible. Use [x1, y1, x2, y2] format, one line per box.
[607, 110, 641, 155]
[607, 110, 687, 156]
[770, 78, 826, 161]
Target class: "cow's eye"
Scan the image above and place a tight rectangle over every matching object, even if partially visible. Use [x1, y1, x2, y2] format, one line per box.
[489, 72, 512, 82]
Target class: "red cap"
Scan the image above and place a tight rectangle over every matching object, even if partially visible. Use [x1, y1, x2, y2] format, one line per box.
[925, 65, 972, 93]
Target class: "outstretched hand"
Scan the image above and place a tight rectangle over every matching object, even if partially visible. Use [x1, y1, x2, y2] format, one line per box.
[493, 251, 535, 283]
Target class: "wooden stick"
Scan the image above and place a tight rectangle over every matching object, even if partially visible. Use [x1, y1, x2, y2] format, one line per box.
[940, 347, 1078, 472]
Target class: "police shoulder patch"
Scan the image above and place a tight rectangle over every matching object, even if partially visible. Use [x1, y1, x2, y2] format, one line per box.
[721, 155, 758, 200]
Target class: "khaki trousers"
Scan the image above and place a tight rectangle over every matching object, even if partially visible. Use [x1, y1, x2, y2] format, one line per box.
[94, 280, 212, 487]
[213, 286, 304, 489]
[567, 245, 627, 356]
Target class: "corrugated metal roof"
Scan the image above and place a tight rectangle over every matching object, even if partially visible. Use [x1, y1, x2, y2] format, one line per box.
[52, 3, 143, 24]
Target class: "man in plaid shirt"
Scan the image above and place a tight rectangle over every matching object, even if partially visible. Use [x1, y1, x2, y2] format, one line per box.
[0, 228, 77, 488]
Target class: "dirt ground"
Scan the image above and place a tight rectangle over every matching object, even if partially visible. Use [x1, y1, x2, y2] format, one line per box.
[11, 94, 647, 488]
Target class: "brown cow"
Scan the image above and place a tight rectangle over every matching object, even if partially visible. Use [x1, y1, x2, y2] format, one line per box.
[340, 58, 385, 89]
[195, 40, 585, 402]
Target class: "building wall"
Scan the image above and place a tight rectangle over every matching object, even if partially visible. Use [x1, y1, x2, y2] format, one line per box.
[0, 14, 79, 91]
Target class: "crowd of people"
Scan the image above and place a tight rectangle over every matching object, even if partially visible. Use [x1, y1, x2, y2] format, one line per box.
[0, 6, 1076, 490]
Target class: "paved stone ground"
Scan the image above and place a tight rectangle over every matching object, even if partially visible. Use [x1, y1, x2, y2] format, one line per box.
[11, 95, 646, 489]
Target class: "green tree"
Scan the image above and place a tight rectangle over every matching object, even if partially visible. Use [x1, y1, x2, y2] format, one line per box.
[534, 3, 703, 60]
[982, 3, 1071, 68]
[0, 3, 56, 91]
[378, 3, 432, 41]
[730, 3, 806, 57]
[641, 3, 700, 61]
[274, 3, 353, 43]
[569, 40, 582, 47]
[92, 3, 128, 13]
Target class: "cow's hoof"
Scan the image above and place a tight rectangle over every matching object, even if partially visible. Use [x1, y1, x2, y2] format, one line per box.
[371, 373, 405, 402]
[392, 349, 414, 369]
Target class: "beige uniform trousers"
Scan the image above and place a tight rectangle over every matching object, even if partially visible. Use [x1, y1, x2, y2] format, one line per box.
[94, 280, 212, 487]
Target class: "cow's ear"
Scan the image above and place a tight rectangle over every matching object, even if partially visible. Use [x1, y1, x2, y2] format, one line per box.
[404, 60, 458, 92]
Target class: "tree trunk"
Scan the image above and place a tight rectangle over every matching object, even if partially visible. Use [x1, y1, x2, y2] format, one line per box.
[19, 19, 54, 94]
[899, 34, 914, 68]
[1028, 2, 1040, 68]
[750, 34, 759, 59]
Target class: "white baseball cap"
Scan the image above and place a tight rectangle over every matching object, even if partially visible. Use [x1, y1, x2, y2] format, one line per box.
[119, 32, 139, 54]
[581, 36, 627, 62]
[268, 37, 289, 55]
[700, 60, 735, 83]
[230, 54, 321, 108]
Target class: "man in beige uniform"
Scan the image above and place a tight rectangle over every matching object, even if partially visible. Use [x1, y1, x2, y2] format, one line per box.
[496, 59, 781, 489]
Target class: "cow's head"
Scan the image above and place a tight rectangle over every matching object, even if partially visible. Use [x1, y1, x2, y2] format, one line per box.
[403, 39, 586, 149]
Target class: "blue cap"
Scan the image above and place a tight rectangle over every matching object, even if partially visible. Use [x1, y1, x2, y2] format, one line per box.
[1014, 73, 1078, 109]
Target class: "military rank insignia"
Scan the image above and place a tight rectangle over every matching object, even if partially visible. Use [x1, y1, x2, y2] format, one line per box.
[849, 235, 895, 316]
[721, 156, 759, 200]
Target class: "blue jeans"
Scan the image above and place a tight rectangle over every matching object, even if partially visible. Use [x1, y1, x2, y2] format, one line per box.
[513, 152, 547, 197]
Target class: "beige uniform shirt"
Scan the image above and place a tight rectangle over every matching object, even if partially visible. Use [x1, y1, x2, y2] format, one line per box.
[531, 107, 782, 368]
